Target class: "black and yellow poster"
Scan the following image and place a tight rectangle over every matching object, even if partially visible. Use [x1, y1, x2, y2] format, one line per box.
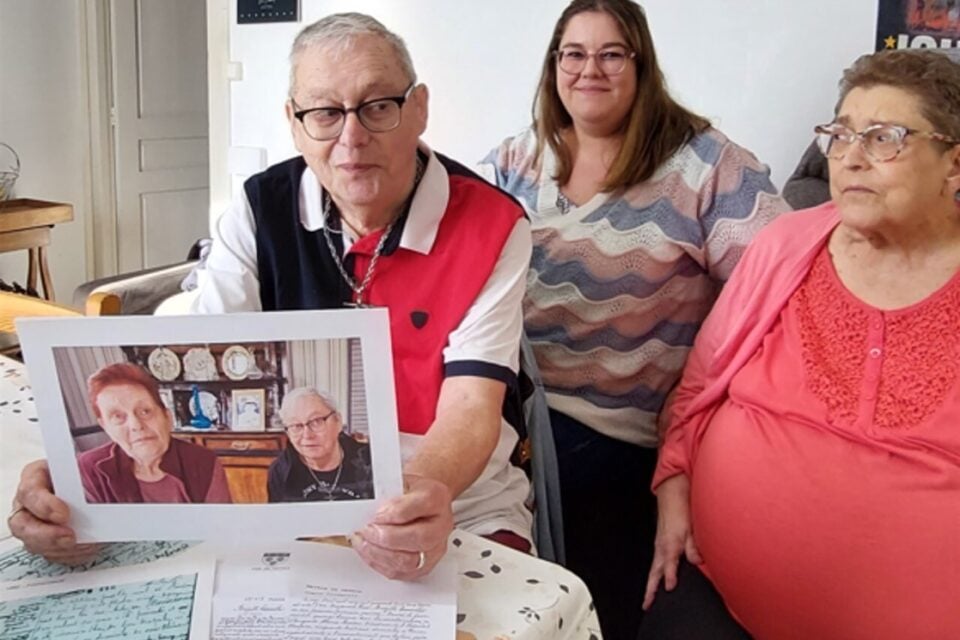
[876, 0, 960, 50]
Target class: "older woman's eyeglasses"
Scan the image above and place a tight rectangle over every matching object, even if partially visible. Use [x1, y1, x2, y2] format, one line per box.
[284, 410, 337, 436]
[555, 46, 636, 75]
[814, 122, 960, 163]
[292, 84, 415, 141]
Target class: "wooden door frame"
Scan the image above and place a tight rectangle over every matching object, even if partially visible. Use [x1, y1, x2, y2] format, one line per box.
[207, 0, 231, 226]
[81, 0, 118, 279]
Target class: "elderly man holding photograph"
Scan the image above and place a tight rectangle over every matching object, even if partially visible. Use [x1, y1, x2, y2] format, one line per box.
[268, 387, 374, 503]
[10, 12, 533, 580]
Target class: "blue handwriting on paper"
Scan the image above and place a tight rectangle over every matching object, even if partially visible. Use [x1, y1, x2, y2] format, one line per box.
[0, 574, 197, 640]
[0, 541, 194, 582]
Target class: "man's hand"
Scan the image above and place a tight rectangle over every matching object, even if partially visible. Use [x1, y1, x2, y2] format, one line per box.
[9, 460, 100, 564]
[350, 474, 454, 580]
[642, 473, 702, 610]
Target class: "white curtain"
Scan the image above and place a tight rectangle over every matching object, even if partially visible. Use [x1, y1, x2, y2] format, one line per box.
[53, 345, 127, 432]
[285, 339, 351, 427]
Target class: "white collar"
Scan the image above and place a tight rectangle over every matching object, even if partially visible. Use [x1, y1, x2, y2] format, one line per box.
[298, 142, 448, 255]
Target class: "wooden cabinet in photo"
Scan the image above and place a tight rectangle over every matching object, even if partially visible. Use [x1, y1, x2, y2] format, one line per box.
[173, 431, 287, 503]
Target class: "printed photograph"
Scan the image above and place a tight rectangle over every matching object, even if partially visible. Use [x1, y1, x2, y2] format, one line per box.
[54, 338, 373, 505]
[17, 309, 402, 542]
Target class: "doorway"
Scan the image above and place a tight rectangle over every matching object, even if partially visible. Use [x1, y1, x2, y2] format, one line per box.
[87, 0, 210, 276]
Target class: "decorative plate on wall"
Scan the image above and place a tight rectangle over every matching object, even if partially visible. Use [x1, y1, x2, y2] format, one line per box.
[147, 347, 181, 382]
[221, 345, 253, 381]
[183, 347, 218, 381]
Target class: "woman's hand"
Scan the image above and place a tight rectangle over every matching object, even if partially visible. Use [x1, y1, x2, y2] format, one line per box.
[642, 473, 702, 610]
[8, 460, 100, 564]
[350, 474, 454, 580]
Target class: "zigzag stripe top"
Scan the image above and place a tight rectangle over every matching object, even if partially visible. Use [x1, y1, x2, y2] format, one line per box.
[480, 127, 790, 446]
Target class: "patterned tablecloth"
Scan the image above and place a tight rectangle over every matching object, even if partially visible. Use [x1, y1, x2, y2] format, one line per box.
[0, 355, 602, 639]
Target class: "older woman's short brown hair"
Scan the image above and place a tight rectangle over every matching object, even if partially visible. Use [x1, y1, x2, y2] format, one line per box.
[532, 0, 709, 190]
[88, 362, 164, 419]
[838, 49, 960, 140]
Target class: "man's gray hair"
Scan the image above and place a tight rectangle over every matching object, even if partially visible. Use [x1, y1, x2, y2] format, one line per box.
[279, 386, 340, 423]
[288, 12, 417, 97]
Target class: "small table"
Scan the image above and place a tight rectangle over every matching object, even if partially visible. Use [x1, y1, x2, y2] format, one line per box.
[0, 198, 74, 301]
[0, 292, 80, 357]
[0, 355, 603, 639]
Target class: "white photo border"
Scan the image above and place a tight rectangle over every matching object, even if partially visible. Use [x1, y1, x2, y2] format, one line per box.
[16, 309, 403, 543]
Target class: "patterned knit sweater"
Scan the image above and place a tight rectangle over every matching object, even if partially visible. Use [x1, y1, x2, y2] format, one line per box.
[479, 127, 790, 446]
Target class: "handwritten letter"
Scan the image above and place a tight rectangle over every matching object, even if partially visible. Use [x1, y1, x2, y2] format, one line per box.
[290, 593, 431, 640]
[0, 575, 196, 640]
[0, 541, 193, 582]
[212, 542, 455, 640]
[0, 543, 215, 640]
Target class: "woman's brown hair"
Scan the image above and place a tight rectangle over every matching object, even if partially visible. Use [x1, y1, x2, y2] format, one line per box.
[532, 0, 710, 190]
[838, 49, 960, 141]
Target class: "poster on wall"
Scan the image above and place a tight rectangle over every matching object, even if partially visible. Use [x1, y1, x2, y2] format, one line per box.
[876, 0, 960, 50]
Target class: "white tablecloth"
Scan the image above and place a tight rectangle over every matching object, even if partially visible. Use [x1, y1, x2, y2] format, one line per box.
[0, 355, 44, 540]
[0, 354, 602, 639]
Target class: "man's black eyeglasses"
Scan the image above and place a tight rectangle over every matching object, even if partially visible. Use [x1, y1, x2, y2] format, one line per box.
[292, 84, 416, 141]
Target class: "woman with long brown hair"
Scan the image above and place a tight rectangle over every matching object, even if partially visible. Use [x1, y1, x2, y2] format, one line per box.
[480, 1, 788, 636]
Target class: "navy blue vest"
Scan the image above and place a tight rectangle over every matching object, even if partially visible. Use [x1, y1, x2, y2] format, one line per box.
[245, 156, 354, 311]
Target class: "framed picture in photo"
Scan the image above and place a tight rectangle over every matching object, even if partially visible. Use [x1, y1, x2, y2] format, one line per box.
[232, 388, 266, 431]
[158, 388, 177, 428]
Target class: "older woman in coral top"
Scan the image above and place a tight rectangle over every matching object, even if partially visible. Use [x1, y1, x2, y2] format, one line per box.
[640, 49, 960, 640]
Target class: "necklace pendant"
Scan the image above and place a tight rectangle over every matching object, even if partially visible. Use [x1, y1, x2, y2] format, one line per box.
[343, 300, 370, 309]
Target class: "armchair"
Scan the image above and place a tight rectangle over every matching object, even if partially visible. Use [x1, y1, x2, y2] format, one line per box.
[73, 240, 207, 315]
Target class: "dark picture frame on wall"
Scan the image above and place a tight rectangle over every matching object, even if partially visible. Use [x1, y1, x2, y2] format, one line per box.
[237, 0, 299, 24]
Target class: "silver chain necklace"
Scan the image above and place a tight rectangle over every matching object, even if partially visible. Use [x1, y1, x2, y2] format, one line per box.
[306, 449, 344, 501]
[321, 156, 425, 307]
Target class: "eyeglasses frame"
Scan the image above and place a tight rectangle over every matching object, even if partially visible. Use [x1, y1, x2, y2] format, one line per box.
[814, 122, 960, 163]
[284, 409, 338, 436]
[553, 46, 637, 76]
[291, 83, 416, 141]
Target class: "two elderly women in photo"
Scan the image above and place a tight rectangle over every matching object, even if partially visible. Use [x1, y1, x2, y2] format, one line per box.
[78, 365, 371, 506]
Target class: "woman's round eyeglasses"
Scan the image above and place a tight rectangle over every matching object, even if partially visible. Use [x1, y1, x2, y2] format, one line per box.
[554, 46, 636, 75]
[814, 122, 960, 163]
[292, 84, 415, 141]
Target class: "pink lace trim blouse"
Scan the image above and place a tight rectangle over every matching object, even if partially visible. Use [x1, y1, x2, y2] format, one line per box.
[690, 246, 960, 639]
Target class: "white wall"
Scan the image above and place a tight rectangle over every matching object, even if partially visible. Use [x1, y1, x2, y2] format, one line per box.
[216, 0, 880, 213]
[0, 1, 91, 302]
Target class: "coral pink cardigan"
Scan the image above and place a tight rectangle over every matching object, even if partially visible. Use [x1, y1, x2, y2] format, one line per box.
[653, 203, 840, 488]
